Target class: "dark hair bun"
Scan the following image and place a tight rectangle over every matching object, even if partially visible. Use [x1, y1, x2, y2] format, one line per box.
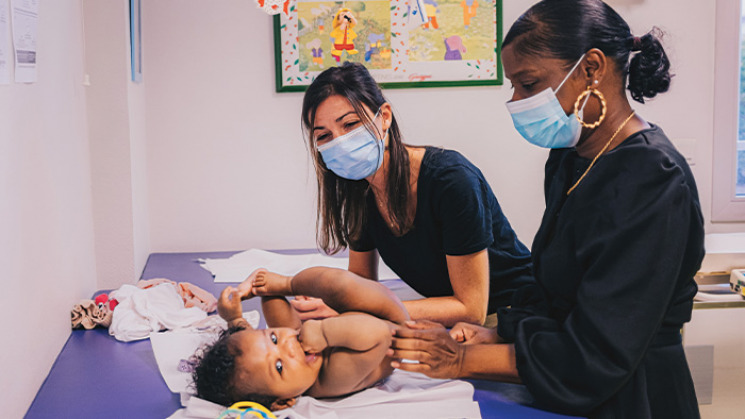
[627, 28, 672, 103]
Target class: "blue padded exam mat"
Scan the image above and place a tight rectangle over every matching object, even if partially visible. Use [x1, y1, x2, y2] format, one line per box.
[26, 251, 581, 419]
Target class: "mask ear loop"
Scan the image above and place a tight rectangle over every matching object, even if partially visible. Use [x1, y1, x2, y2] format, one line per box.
[555, 53, 587, 93]
[370, 107, 388, 170]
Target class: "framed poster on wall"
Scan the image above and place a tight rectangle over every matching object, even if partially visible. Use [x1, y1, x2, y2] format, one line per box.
[274, 0, 502, 92]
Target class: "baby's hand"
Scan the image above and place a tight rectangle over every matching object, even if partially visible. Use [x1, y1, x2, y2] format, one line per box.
[252, 269, 292, 296]
[217, 286, 243, 323]
[299, 319, 328, 354]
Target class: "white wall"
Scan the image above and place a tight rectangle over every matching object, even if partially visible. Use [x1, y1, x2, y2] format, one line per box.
[0, 2, 97, 417]
[85, 0, 150, 290]
[143, 0, 744, 255]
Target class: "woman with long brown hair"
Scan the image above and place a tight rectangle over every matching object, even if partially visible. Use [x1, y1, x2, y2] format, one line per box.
[296, 62, 533, 327]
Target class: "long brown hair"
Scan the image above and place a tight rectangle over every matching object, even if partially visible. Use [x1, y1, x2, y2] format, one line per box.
[301, 62, 413, 254]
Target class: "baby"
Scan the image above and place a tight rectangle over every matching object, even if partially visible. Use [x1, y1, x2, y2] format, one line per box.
[192, 266, 409, 410]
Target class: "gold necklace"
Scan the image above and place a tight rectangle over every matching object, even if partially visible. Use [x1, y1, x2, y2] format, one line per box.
[566, 110, 636, 196]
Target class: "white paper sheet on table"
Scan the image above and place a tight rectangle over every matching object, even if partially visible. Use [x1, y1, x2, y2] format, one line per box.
[199, 249, 399, 283]
[168, 370, 481, 419]
[150, 311, 260, 394]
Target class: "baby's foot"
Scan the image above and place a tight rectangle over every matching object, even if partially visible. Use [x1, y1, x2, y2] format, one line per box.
[236, 269, 262, 299]
[252, 270, 292, 296]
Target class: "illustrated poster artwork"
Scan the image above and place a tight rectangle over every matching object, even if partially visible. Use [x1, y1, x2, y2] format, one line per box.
[275, 0, 501, 91]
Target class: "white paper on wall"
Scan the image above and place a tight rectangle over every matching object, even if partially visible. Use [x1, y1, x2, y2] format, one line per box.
[0, 0, 10, 84]
[11, 0, 38, 83]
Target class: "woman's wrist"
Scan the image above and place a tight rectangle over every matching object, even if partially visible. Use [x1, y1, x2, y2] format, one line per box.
[320, 318, 330, 348]
[283, 274, 293, 295]
[458, 343, 520, 382]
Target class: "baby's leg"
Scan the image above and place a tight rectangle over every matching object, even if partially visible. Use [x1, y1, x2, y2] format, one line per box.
[252, 270, 292, 296]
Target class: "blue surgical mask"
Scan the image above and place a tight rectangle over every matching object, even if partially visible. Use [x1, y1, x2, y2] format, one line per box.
[318, 110, 387, 180]
[506, 54, 588, 149]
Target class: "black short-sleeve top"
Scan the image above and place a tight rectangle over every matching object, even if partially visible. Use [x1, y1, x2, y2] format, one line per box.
[351, 147, 533, 312]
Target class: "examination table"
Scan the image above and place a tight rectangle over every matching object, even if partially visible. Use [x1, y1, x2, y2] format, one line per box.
[26, 251, 579, 418]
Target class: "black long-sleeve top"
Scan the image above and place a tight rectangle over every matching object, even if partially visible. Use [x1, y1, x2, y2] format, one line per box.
[499, 125, 704, 418]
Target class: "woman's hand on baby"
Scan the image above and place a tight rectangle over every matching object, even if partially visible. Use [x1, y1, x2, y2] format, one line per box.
[388, 320, 465, 379]
[450, 322, 499, 345]
[290, 296, 339, 320]
[217, 286, 244, 323]
[299, 319, 328, 354]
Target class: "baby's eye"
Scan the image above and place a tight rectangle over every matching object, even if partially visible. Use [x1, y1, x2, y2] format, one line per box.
[275, 360, 283, 374]
[270, 332, 278, 344]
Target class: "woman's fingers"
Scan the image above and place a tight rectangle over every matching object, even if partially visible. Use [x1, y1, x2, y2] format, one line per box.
[403, 319, 447, 330]
[391, 334, 436, 350]
[450, 327, 466, 342]
[393, 326, 443, 341]
[388, 347, 428, 361]
[391, 361, 430, 374]
[389, 324, 465, 379]
[290, 298, 322, 312]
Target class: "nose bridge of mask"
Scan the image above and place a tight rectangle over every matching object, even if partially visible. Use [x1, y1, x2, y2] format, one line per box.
[317, 108, 383, 153]
[316, 124, 368, 154]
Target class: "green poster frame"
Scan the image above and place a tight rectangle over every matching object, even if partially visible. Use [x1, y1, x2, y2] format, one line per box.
[274, 0, 502, 92]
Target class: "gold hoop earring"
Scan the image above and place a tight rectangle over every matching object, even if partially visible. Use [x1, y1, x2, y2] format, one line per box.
[574, 86, 607, 129]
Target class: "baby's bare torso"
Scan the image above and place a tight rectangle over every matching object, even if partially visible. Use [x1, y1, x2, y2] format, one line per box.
[306, 319, 398, 398]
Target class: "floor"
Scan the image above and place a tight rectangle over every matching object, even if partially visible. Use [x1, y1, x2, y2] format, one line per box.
[684, 307, 745, 418]
[699, 366, 745, 418]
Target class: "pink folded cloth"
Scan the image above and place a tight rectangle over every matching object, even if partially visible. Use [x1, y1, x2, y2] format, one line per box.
[177, 282, 218, 312]
[71, 300, 113, 329]
[137, 278, 217, 313]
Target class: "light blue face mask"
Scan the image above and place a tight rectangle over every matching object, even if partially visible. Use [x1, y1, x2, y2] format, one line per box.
[317, 109, 387, 180]
[506, 54, 588, 149]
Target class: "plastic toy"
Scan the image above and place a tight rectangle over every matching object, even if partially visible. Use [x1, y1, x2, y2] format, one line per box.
[216, 401, 278, 419]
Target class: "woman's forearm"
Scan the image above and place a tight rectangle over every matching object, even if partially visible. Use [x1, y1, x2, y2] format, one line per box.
[458, 343, 521, 383]
[404, 296, 485, 327]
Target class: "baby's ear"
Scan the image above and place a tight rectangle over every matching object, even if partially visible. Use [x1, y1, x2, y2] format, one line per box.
[270, 396, 298, 411]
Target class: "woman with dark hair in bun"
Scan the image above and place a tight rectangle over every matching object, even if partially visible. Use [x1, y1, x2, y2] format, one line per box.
[390, 1, 704, 417]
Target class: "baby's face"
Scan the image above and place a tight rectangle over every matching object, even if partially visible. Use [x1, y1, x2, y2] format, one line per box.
[231, 327, 323, 399]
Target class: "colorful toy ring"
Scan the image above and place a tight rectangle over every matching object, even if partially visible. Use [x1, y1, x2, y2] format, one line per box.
[217, 401, 277, 419]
